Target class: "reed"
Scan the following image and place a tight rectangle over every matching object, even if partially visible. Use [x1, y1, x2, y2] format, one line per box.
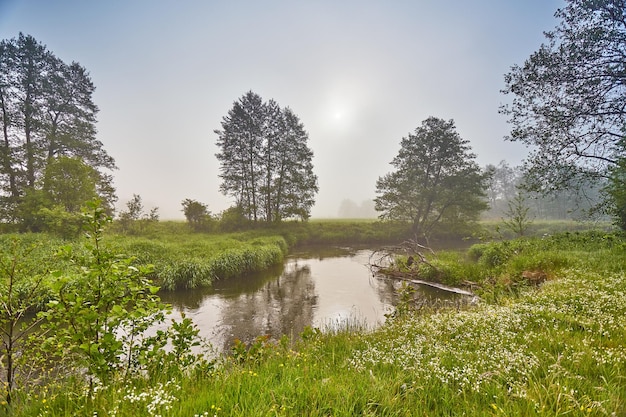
[107, 233, 288, 290]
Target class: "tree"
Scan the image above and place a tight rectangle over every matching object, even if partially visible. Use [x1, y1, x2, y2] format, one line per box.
[605, 140, 626, 229]
[502, 191, 533, 237]
[501, 0, 626, 225]
[484, 160, 521, 215]
[338, 199, 377, 218]
[11, 157, 98, 236]
[215, 91, 318, 223]
[0, 33, 116, 223]
[181, 198, 215, 231]
[374, 117, 489, 239]
[117, 194, 159, 234]
[41, 156, 99, 213]
[42, 200, 166, 386]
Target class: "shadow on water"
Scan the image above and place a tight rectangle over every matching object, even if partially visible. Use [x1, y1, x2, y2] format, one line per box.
[159, 247, 473, 354]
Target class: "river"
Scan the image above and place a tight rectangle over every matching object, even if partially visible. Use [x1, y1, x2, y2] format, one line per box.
[159, 246, 471, 353]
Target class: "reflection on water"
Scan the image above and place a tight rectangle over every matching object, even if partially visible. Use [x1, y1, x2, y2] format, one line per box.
[159, 248, 469, 353]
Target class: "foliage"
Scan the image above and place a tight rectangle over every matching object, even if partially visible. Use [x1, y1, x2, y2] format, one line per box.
[40, 200, 166, 385]
[181, 198, 216, 232]
[0, 238, 51, 407]
[501, 0, 625, 215]
[21, 231, 626, 416]
[337, 199, 377, 218]
[217, 205, 251, 232]
[12, 157, 101, 237]
[231, 335, 273, 365]
[501, 190, 533, 237]
[106, 231, 288, 291]
[479, 218, 614, 241]
[484, 160, 521, 215]
[375, 117, 489, 239]
[116, 194, 159, 234]
[605, 140, 626, 230]
[0, 33, 116, 224]
[41, 156, 100, 213]
[483, 160, 607, 221]
[215, 91, 319, 223]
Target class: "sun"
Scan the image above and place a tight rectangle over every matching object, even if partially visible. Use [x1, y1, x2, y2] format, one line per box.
[321, 92, 357, 131]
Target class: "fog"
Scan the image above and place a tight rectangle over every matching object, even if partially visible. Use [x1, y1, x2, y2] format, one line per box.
[0, 0, 564, 219]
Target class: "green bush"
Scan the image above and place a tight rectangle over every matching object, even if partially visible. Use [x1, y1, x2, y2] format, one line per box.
[476, 243, 513, 268]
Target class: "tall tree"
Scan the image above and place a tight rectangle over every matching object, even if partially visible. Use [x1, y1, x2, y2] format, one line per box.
[501, 0, 626, 225]
[0, 33, 115, 223]
[268, 107, 317, 221]
[215, 91, 264, 222]
[375, 117, 489, 239]
[484, 161, 523, 216]
[215, 91, 318, 223]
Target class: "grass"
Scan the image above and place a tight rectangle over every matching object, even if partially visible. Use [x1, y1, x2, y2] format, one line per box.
[9, 230, 626, 416]
[0, 219, 414, 293]
[106, 232, 289, 290]
[478, 219, 615, 240]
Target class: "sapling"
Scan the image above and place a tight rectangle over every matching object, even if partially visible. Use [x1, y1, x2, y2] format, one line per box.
[502, 191, 533, 237]
[41, 200, 166, 388]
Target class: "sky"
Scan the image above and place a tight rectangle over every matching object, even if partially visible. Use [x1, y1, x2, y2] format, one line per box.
[0, 0, 564, 219]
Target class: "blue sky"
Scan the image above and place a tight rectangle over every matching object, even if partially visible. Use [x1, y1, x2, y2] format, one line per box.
[0, 0, 563, 218]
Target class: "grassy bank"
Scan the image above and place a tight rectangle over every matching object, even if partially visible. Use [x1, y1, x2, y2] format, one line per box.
[106, 233, 289, 290]
[11, 231, 625, 416]
[105, 219, 413, 290]
[0, 219, 611, 294]
[106, 219, 610, 291]
[0, 219, 411, 293]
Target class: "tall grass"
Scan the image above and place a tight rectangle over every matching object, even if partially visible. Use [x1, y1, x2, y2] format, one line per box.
[106, 233, 288, 290]
[0, 230, 289, 292]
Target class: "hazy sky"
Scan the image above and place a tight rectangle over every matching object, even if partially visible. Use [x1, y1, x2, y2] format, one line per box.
[0, 0, 563, 219]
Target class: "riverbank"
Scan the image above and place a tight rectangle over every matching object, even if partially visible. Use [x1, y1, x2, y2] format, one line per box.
[98, 219, 416, 290]
[1, 219, 608, 292]
[90, 219, 619, 291]
[9, 230, 625, 416]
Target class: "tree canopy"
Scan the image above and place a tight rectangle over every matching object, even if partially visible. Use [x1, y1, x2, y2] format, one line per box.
[501, 0, 626, 222]
[215, 91, 318, 223]
[375, 117, 489, 239]
[181, 198, 215, 231]
[0, 33, 116, 226]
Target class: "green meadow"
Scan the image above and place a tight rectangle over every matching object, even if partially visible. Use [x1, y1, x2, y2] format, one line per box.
[2, 221, 625, 416]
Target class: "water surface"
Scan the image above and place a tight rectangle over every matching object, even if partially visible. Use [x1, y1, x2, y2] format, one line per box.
[159, 247, 468, 353]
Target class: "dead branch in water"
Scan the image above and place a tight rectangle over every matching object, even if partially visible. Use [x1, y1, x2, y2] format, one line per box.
[368, 238, 438, 277]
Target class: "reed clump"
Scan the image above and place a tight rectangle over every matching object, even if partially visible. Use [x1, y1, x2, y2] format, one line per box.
[107, 234, 288, 290]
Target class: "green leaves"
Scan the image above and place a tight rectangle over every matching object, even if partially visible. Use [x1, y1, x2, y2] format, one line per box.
[501, 0, 625, 219]
[42, 200, 168, 384]
[0, 34, 116, 228]
[0, 237, 51, 405]
[375, 117, 489, 239]
[215, 91, 318, 223]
